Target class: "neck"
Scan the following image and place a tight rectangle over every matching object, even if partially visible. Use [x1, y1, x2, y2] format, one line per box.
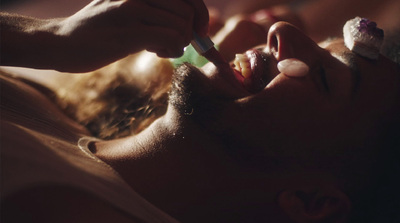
[93, 108, 243, 219]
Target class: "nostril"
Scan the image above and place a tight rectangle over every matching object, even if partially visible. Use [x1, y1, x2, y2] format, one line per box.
[268, 34, 279, 59]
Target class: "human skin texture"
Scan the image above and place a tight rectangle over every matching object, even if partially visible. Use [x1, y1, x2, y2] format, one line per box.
[94, 22, 400, 222]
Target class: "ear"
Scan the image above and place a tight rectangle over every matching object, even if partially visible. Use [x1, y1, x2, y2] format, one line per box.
[277, 186, 351, 223]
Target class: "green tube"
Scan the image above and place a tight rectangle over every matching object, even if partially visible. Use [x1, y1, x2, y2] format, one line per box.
[171, 44, 210, 68]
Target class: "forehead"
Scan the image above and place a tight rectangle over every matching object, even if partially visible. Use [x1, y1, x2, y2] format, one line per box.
[320, 38, 354, 62]
[320, 38, 393, 79]
[325, 38, 400, 107]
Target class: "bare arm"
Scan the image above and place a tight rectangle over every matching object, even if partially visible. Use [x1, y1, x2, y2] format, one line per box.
[0, 13, 62, 70]
[0, 0, 209, 73]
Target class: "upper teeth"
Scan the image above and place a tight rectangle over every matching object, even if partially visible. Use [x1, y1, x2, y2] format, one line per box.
[234, 54, 252, 78]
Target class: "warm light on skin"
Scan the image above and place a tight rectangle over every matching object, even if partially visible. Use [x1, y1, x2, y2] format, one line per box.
[134, 52, 160, 74]
[93, 21, 399, 223]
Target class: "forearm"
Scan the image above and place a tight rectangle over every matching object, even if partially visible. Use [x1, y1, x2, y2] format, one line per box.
[0, 12, 64, 70]
[1, 0, 210, 73]
[0, 11, 126, 73]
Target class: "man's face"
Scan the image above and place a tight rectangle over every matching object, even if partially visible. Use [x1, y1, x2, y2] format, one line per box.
[169, 22, 400, 166]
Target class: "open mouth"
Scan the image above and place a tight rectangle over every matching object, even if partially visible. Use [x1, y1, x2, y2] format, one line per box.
[232, 49, 272, 93]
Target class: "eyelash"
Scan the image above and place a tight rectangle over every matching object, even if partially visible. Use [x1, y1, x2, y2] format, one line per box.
[319, 67, 330, 92]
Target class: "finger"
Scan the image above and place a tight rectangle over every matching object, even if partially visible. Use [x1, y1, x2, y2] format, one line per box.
[144, 0, 194, 20]
[148, 47, 184, 58]
[184, 0, 209, 36]
[142, 0, 194, 43]
[122, 1, 193, 44]
[140, 26, 187, 57]
[117, 25, 185, 58]
[137, 5, 191, 40]
[123, 1, 189, 31]
[147, 47, 170, 58]
[151, 49, 183, 58]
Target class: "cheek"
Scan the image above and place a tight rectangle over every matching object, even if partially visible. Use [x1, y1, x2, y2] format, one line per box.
[234, 83, 330, 144]
[265, 75, 324, 112]
[202, 76, 337, 149]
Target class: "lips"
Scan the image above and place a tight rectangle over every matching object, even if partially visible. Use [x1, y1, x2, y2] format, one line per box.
[232, 49, 271, 93]
[199, 48, 274, 99]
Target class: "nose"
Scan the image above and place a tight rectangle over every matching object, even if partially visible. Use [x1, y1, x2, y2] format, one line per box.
[265, 22, 324, 67]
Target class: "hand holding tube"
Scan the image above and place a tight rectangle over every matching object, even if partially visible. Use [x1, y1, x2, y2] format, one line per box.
[0, 0, 210, 72]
